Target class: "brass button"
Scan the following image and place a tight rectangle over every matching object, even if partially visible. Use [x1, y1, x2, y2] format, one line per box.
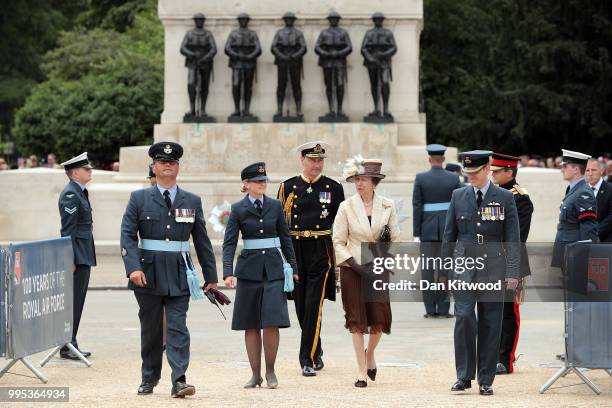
[260, 219, 263, 223]
[262, 250, 266, 254]
[303, 231, 312, 237]
[167, 225, 171, 229]
[316, 225, 320, 228]
[165, 238, 170, 242]
[294, 205, 297, 208]
[476, 222, 481, 226]
[322, 205, 326, 208]
[168, 212, 171, 216]
[260, 229, 264, 233]
[293, 185, 296, 189]
[147, 216, 150, 220]
[326, 185, 329, 188]
[294, 225, 298, 228]
[314, 235, 318, 239]
[294, 215, 298, 218]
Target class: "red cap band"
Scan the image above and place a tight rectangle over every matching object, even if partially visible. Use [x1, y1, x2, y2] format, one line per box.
[491, 158, 518, 168]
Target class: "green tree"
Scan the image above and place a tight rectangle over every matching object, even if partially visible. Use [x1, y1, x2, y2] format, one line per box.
[0, 0, 85, 146]
[421, 0, 612, 156]
[13, 57, 162, 162]
[12, 0, 163, 162]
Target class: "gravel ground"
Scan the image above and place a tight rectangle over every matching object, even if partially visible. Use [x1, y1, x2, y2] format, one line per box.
[1, 291, 610, 407]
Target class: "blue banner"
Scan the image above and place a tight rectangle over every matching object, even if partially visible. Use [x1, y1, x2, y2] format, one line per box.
[7, 238, 73, 359]
[1, 247, 5, 358]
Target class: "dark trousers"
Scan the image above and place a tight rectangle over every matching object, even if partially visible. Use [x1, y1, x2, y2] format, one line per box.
[71, 264, 90, 347]
[498, 300, 520, 372]
[292, 238, 333, 367]
[276, 64, 302, 101]
[420, 242, 450, 315]
[453, 290, 503, 386]
[134, 292, 190, 384]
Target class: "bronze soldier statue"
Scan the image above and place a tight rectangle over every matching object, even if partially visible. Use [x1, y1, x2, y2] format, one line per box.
[361, 12, 397, 123]
[315, 11, 352, 122]
[180, 13, 217, 122]
[271, 12, 307, 122]
[225, 13, 262, 122]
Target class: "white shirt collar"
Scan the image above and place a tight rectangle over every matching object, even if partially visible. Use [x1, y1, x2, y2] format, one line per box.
[592, 177, 604, 195]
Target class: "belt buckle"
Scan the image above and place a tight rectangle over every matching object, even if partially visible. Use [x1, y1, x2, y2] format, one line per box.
[477, 234, 484, 245]
[303, 230, 312, 238]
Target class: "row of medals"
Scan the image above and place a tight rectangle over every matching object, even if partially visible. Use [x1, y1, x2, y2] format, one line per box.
[481, 206, 504, 221]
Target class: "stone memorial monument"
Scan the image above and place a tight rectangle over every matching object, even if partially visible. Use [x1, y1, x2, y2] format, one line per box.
[315, 11, 352, 122]
[224, 13, 262, 122]
[271, 12, 307, 122]
[180, 13, 217, 122]
[361, 12, 397, 123]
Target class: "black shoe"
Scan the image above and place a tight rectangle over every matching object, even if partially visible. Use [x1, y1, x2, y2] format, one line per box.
[78, 349, 92, 357]
[440, 313, 454, 318]
[367, 368, 377, 381]
[137, 380, 158, 395]
[171, 381, 195, 398]
[314, 358, 324, 371]
[302, 366, 316, 377]
[243, 376, 263, 388]
[59, 349, 81, 360]
[265, 372, 278, 389]
[556, 353, 566, 361]
[423, 313, 436, 318]
[479, 384, 494, 395]
[496, 362, 508, 374]
[354, 379, 367, 388]
[451, 379, 471, 391]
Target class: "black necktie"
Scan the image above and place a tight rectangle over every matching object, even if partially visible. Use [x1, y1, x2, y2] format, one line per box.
[83, 188, 90, 205]
[255, 199, 263, 214]
[565, 185, 570, 196]
[476, 190, 483, 208]
[163, 190, 172, 209]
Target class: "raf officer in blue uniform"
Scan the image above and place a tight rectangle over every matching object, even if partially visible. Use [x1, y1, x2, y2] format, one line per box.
[58, 152, 96, 360]
[412, 144, 462, 318]
[223, 162, 298, 389]
[443, 151, 521, 396]
[120, 142, 218, 398]
[551, 149, 599, 268]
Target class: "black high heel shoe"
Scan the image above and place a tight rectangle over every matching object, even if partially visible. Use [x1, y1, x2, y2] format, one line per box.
[365, 348, 377, 381]
[243, 376, 263, 388]
[354, 378, 367, 388]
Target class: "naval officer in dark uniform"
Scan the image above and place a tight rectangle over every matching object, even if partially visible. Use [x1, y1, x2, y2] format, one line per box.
[223, 162, 298, 389]
[551, 149, 599, 268]
[412, 144, 462, 318]
[58, 152, 96, 360]
[277, 141, 345, 376]
[120, 142, 217, 398]
[443, 150, 520, 396]
[490, 153, 534, 374]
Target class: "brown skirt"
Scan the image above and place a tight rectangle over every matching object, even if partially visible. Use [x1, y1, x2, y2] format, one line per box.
[340, 266, 392, 334]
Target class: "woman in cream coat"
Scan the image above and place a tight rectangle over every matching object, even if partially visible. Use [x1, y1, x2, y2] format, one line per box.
[333, 157, 401, 387]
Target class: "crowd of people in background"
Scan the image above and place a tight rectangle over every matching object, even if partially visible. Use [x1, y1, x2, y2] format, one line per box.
[0, 153, 120, 172]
